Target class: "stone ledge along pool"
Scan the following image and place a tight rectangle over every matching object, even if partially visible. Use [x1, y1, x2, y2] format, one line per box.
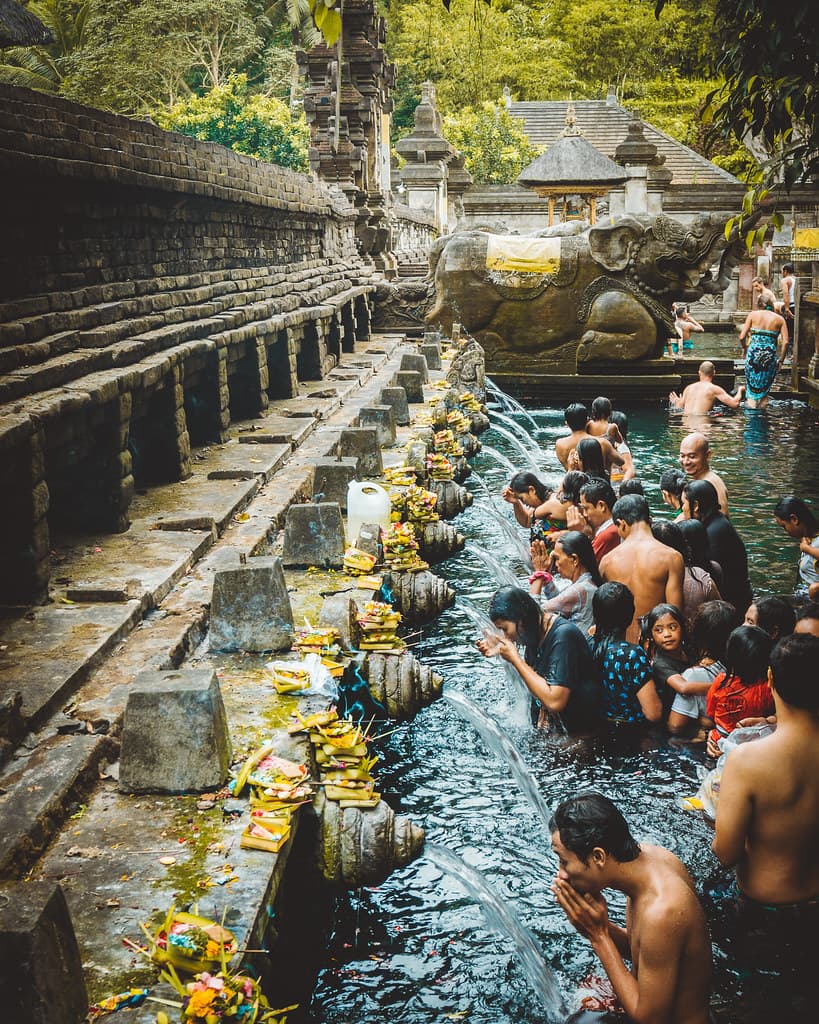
[302, 394, 818, 1024]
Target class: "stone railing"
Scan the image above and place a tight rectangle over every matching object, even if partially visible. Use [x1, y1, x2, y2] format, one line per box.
[389, 202, 437, 268]
[0, 85, 377, 605]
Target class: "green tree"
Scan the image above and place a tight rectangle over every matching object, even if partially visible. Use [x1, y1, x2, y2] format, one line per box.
[442, 101, 539, 183]
[154, 73, 309, 170]
[0, 0, 90, 93]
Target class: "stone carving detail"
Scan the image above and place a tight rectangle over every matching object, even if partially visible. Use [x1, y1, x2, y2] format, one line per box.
[371, 279, 434, 330]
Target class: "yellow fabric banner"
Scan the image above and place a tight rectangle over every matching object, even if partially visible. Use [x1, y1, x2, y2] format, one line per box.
[485, 235, 562, 273]
[794, 228, 819, 248]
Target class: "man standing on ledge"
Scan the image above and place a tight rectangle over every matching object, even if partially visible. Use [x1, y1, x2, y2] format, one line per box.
[669, 361, 744, 415]
[551, 792, 712, 1024]
[679, 432, 729, 517]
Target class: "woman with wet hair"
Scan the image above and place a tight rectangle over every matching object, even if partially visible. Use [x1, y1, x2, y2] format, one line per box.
[586, 396, 613, 437]
[530, 530, 601, 636]
[652, 519, 721, 625]
[774, 496, 819, 600]
[683, 480, 751, 614]
[477, 586, 605, 735]
[608, 410, 635, 484]
[568, 437, 609, 481]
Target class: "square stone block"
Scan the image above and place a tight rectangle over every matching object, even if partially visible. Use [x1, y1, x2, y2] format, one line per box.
[282, 501, 346, 568]
[393, 370, 424, 403]
[210, 556, 294, 652]
[358, 404, 396, 446]
[119, 670, 231, 794]
[312, 457, 360, 509]
[419, 341, 442, 371]
[379, 386, 410, 426]
[399, 352, 430, 382]
[339, 427, 383, 477]
[0, 882, 87, 1024]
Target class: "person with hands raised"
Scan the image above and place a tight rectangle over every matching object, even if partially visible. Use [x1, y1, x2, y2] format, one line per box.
[550, 793, 712, 1024]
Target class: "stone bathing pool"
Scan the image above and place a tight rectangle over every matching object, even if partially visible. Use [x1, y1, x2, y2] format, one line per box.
[301, 398, 819, 1024]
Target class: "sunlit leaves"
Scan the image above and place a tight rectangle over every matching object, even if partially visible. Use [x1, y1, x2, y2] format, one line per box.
[442, 101, 540, 183]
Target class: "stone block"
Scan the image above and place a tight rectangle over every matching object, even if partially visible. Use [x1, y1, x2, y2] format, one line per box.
[379, 386, 410, 426]
[319, 592, 361, 648]
[393, 370, 424, 403]
[0, 881, 87, 1024]
[210, 556, 294, 652]
[419, 341, 442, 371]
[358, 404, 396, 446]
[355, 522, 383, 559]
[119, 669, 231, 793]
[311, 457, 360, 509]
[399, 352, 429, 383]
[282, 502, 346, 568]
[338, 427, 383, 477]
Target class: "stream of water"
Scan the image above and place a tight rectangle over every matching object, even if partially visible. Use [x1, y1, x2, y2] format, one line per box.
[308, 396, 819, 1024]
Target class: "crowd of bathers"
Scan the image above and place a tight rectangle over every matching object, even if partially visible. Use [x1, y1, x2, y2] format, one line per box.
[475, 395, 819, 1023]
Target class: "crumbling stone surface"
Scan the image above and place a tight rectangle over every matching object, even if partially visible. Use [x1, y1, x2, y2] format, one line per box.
[282, 502, 346, 568]
[0, 881, 88, 1024]
[338, 427, 383, 477]
[399, 351, 430, 383]
[379, 385, 410, 426]
[358, 403, 396, 446]
[119, 669, 232, 794]
[311, 457, 360, 508]
[393, 369, 424, 403]
[210, 556, 294, 652]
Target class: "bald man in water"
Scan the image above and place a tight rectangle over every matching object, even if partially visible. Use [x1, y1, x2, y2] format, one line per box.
[669, 362, 744, 415]
[679, 432, 729, 518]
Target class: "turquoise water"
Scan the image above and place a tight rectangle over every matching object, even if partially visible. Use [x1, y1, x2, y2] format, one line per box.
[306, 399, 819, 1024]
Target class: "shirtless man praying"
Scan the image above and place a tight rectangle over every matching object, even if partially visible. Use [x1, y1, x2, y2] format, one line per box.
[669, 361, 744, 415]
[552, 792, 712, 1024]
[599, 495, 684, 642]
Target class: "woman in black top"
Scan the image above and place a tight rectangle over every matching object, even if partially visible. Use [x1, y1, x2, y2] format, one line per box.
[682, 480, 753, 615]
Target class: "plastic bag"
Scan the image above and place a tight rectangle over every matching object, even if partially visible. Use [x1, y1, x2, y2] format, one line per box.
[265, 653, 338, 699]
[683, 723, 775, 819]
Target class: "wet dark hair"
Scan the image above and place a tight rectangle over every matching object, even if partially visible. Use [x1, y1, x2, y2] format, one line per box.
[651, 520, 688, 562]
[565, 402, 589, 431]
[509, 471, 551, 503]
[576, 437, 607, 481]
[556, 531, 602, 586]
[580, 478, 615, 511]
[774, 496, 818, 535]
[782, 263, 794, 274]
[559, 471, 590, 505]
[618, 478, 644, 498]
[550, 792, 640, 863]
[796, 602, 819, 625]
[591, 582, 634, 660]
[639, 603, 687, 655]
[610, 410, 628, 440]
[660, 467, 687, 499]
[690, 600, 742, 662]
[683, 479, 720, 522]
[720, 625, 773, 689]
[752, 596, 796, 640]
[769, 634, 819, 710]
[612, 494, 650, 526]
[488, 586, 542, 664]
[591, 397, 612, 421]
[677, 518, 712, 573]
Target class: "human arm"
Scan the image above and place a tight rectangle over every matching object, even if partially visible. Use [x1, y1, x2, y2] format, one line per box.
[738, 312, 753, 349]
[601, 438, 625, 469]
[712, 747, 754, 867]
[778, 318, 789, 361]
[476, 633, 570, 713]
[798, 535, 819, 560]
[664, 553, 685, 613]
[528, 540, 557, 598]
[668, 390, 684, 411]
[713, 383, 744, 409]
[620, 447, 636, 481]
[665, 669, 712, 696]
[565, 503, 592, 537]
[502, 486, 535, 528]
[636, 679, 662, 722]
[552, 882, 682, 1024]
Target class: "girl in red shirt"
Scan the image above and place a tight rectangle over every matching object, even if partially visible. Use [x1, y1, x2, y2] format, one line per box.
[706, 624, 774, 750]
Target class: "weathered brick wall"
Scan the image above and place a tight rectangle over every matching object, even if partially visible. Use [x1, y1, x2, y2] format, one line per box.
[0, 85, 376, 605]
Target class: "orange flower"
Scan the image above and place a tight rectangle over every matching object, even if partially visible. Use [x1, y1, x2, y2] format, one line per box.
[186, 987, 217, 1016]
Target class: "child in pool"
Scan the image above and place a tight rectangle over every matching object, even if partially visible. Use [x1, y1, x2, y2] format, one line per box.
[705, 625, 774, 758]
[665, 600, 741, 740]
[640, 603, 691, 719]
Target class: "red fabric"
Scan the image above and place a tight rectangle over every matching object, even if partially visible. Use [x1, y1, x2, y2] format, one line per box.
[706, 671, 774, 745]
[592, 522, 620, 560]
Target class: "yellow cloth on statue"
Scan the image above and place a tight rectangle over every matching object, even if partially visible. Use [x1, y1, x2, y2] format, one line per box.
[794, 228, 819, 249]
[485, 235, 561, 274]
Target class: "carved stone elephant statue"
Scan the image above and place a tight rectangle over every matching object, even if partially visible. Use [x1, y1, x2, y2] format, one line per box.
[424, 213, 750, 371]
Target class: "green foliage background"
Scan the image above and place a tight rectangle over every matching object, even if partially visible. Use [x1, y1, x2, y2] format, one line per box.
[1, 0, 766, 180]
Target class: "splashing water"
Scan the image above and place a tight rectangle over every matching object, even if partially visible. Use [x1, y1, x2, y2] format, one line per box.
[486, 377, 542, 433]
[487, 422, 544, 474]
[480, 444, 519, 478]
[466, 544, 522, 589]
[474, 504, 532, 566]
[424, 843, 566, 1021]
[491, 410, 544, 458]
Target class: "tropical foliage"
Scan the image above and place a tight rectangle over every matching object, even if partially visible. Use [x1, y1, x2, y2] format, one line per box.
[442, 102, 539, 184]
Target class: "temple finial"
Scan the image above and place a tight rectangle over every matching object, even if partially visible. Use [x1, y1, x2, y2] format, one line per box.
[563, 96, 580, 137]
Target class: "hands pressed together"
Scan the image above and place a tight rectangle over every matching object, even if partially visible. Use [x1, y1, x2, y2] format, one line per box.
[552, 878, 611, 944]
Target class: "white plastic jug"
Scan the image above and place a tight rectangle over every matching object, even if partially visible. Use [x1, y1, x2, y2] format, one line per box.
[346, 481, 391, 545]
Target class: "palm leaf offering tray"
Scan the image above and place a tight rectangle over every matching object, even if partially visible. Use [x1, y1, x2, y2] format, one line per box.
[357, 600, 405, 650]
[432, 429, 464, 456]
[142, 909, 237, 974]
[343, 547, 378, 575]
[383, 521, 428, 573]
[292, 626, 342, 657]
[241, 809, 293, 853]
[446, 409, 471, 434]
[457, 390, 482, 412]
[266, 662, 311, 694]
[382, 464, 417, 487]
[390, 484, 439, 523]
[425, 452, 454, 480]
[288, 710, 381, 809]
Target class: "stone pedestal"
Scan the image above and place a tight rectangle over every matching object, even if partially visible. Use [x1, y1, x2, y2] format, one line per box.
[399, 352, 429, 382]
[358, 404, 396, 445]
[379, 386, 410, 426]
[339, 427, 383, 477]
[312, 457, 360, 509]
[319, 593, 361, 648]
[419, 341, 442, 370]
[0, 882, 87, 1024]
[282, 502, 346, 568]
[119, 670, 232, 793]
[393, 369, 424, 402]
[210, 556, 294, 652]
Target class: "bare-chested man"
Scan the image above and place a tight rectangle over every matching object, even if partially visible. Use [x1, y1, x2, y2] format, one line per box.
[556, 401, 622, 474]
[679, 432, 729, 518]
[669, 361, 744, 415]
[552, 792, 712, 1024]
[599, 495, 684, 642]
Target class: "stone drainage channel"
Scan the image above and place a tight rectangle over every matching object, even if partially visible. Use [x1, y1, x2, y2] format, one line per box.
[0, 330, 492, 1022]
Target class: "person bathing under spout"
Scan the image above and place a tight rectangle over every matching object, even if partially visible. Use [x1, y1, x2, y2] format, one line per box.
[551, 792, 713, 1024]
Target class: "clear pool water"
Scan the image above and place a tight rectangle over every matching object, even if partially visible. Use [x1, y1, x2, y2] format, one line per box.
[306, 399, 819, 1024]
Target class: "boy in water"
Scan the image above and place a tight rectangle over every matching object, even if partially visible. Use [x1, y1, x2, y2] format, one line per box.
[551, 792, 712, 1024]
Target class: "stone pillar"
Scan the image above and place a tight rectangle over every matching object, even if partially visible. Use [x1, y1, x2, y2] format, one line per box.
[0, 419, 50, 605]
[615, 118, 671, 219]
[172, 364, 192, 480]
[395, 82, 452, 234]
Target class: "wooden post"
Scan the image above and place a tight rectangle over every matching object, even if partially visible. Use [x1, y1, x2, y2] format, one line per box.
[548, 196, 555, 226]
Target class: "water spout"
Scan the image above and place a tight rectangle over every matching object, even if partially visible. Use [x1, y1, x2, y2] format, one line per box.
[480, 444, 518, 479]
[491, 410, 543, 457]
[487, 422, 543, 474]
[466, 467, 500, 509]
[486, 378, 542, 434]
[424, 844, 565, 1019]
[474, 505, 532, 566]
[466, 544, 521, 589]
[444, 690, 553, 832]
